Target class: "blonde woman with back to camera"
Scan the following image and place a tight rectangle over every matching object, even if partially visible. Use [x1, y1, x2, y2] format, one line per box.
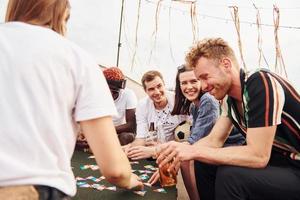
[0, 0, 143, 199]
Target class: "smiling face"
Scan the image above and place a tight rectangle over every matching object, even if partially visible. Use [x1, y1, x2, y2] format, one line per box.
[194, 57, 232, 100]
[144, 76, 167, 107]
[179, 71, 201, 103]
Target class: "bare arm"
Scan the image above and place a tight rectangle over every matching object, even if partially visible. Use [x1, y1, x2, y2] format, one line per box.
[156, 116, 233, 168]
[127, 146, 156, 160]
[157, 117, 275, 169]
[191, 126, 276, 168]
[80, 116, 142, 189]
[115, 109, 136, 134]
[130, 138, 146, 146]
[123, 138, 146, 155]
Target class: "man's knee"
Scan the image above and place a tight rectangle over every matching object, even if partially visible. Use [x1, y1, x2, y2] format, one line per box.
[215, 166, 248, 200]
[216, 165, 239, 181]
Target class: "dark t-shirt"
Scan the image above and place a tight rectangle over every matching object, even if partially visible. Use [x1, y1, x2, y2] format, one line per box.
[221, 69, 300, 161]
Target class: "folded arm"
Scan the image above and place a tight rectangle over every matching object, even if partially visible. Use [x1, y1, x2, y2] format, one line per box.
[115, 108, 136, 134]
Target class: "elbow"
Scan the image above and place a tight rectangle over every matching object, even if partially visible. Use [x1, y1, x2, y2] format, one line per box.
[247, 143, 272, 168]
[253, 154, 270, 168]
[103, 170, 131, 188]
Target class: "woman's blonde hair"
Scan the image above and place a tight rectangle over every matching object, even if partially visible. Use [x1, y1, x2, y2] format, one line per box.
[5, 0, 70, 35]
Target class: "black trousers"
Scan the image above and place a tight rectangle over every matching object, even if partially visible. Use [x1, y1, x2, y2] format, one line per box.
[34, 186, 71, 200]
[194, 151, 300, 200]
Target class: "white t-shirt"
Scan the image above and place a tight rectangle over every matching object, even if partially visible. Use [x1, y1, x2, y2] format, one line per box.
[0, 22, 117, 196]
[112, 88, 137, 126]
[135, 91, 186, 141]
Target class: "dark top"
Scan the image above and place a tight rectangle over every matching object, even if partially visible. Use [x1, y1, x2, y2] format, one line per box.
[221, 68, 300, 161]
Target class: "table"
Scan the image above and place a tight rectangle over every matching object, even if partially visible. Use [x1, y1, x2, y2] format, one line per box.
[71, 150, 177, 200]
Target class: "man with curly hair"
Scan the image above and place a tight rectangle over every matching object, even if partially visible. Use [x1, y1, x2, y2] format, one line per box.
[157, 38, 300, 200]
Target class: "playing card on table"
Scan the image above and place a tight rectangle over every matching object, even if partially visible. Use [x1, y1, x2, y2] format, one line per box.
[76, 181, 87, 186]
[92, 178, 102, 182]
[106, 186, 117, 191]
[79, 165, 90, 170]
[133, 190, 147, 196]
[139, 174, 149, 180]
[90, 165, 99, 170]
[91, 184, 106, 191]
[144, 165, 155, 169]
[86, 176, 101, 182]
[79, 184, 91, 188]
[139, 170, 153, 174]
[77, 182, 90, 188]
[153, 188, 167, 193]
[143, 182, 152, 187]
[75, 176, 86, 181]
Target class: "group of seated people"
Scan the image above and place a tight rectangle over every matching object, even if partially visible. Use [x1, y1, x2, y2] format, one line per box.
[77, 65, 247, 199]
[77, 56, 300, 200]
[87, 51, 300, 200]
[76, 44, 300, 200]
[76, 63, 247, 199]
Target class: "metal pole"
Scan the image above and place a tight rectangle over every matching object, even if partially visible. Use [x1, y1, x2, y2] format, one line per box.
[116, 0, 125, 67]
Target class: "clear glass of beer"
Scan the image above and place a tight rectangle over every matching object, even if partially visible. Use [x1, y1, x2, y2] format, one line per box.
[159, 161, 177, 187]
[157, 124, 177, 187]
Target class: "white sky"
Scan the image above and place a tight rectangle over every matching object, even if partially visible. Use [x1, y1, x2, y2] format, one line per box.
[1, 0, 299, 91]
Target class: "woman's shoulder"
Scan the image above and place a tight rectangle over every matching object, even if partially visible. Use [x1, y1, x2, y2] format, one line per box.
[200, 93, 218, 105]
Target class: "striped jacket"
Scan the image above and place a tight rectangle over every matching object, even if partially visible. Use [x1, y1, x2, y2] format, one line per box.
[221, 68, 300, 161]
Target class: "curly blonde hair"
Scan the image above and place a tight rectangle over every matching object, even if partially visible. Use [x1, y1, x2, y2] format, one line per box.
[185, 38, 237, 69]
